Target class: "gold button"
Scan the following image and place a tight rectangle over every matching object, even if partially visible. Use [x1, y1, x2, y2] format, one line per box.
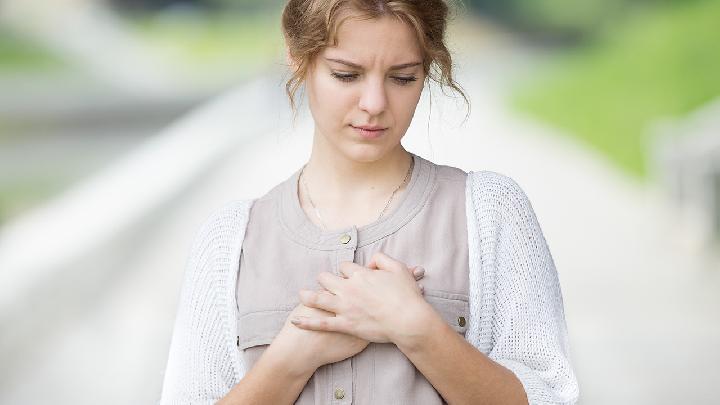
[457, 316, 466, 327]
[334, 387, 345, 399]
[339, 234, 351, 244]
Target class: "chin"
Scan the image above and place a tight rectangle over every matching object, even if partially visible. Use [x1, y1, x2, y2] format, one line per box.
[339, 143, 396, 163]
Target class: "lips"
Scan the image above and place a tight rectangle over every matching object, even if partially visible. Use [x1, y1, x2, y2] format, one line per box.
[352, 125, 386, 131]
[351, 124, 387, 139]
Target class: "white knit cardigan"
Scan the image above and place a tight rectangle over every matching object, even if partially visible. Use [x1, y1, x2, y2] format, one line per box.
[159, 170, 580, 404]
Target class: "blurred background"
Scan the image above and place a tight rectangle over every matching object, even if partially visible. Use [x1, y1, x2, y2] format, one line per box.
[0, 0, 718, 403]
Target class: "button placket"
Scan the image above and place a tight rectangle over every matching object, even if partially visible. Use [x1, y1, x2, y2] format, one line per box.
[331, 359, 353, 404]
[333, 226, 358, 275]
[331, 226, 357, 403]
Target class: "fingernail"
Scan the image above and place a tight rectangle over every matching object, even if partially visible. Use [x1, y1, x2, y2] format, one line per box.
[414, 266, 425, 277]
[291, 317, 301, 324]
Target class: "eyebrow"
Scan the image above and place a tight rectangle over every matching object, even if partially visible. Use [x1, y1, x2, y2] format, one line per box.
[324, 57, 422, 71]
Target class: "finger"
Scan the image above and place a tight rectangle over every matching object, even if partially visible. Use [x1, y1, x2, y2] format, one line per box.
[317, 271, 344, 294]
[418, 282, 424, 295]
[290, 315, 349, 334]
[367, 251, 404, 273]
[299, 289, 341, 314]
[338, 261, 366, 278]
[372, 263, 422, 281]
[411, 266, 425, 281]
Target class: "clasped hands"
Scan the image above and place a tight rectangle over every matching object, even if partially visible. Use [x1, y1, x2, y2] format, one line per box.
[291, 252, 430, 345]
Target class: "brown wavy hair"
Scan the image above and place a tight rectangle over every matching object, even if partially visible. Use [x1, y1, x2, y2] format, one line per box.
[281, 0, 469, 117]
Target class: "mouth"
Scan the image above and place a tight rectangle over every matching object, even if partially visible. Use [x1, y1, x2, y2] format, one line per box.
[351, 125, 387, 139]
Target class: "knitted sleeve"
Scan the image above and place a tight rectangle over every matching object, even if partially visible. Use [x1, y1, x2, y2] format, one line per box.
[159, 200, 250, 405]
[468, 171, 579, 404]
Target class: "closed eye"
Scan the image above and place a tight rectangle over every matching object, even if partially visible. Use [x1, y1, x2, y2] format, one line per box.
[331, 72, 358, 82]
[331, 72, 418, 86]
[393, 76, 417, 85]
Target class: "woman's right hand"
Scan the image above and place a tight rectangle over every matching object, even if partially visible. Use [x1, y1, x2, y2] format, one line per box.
[272, 302, 370, 375]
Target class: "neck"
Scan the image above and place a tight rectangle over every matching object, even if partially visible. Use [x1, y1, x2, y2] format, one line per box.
[303, 133, 413, 201]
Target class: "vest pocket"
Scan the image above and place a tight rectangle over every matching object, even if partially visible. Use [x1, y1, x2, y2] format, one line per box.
[237, 309, 290, 350]
[422, 289, 470, 335]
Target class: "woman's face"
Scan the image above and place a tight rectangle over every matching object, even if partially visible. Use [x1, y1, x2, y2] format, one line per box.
[304, 13, 425, 163]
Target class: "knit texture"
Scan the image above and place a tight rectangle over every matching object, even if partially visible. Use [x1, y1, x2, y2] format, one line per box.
[159, 170, 579, 404]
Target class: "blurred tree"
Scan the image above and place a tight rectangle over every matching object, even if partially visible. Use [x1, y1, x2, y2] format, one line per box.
[108, 0, 205, 12]
[208, 0, 284, 11]
[108, 0, 284, 12]
[464, 0, 694, 42]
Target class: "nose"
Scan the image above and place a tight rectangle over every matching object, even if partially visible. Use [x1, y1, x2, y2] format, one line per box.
[358, 77, 387, 116]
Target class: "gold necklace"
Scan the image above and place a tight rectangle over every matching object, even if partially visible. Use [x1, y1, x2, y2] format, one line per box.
[299, 157, 414, 230]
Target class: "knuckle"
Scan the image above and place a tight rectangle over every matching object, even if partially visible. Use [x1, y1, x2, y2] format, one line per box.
[318, 291, 331, 304]
[353, 272, 368, 284]
[317, 272, 333, 285]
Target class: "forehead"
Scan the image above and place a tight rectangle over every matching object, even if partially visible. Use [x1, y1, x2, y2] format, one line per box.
[323, 13, 422, 66]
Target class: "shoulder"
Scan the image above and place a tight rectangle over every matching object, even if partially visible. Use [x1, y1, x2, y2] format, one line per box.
[467, 170, 526, 196]
[467, 170, 531, 209]
[205, 199, 255, 228]
[424, 159, 528, 205]
[204, 171, 291, 235]
[434, 161, 468, 182]
[190, 199, 255, 250]
[466, 170, 540, 232]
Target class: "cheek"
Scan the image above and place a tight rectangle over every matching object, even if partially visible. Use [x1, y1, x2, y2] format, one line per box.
[312, 76, 354, 123]
[391, 87, 423, 123]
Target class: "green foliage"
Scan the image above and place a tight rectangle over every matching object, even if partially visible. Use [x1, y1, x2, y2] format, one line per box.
[205, 0, 285, 12]
[0, 174, 69, 224]
[0, 28, 66, 71]
[511, 0, 625, 37]
[511, 0, 720, 178]
[127, 10, 283, 75]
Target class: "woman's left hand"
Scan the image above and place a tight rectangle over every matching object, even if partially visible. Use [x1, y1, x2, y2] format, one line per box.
[292, 252, 433, 344]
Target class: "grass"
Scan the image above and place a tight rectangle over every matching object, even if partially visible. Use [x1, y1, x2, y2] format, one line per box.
[511, 0, 720, 179]
[0, 28, 67, 72]
[0, 175, 71, 225]
[125, 10, 284, 78]
[0, 12, 284, 224]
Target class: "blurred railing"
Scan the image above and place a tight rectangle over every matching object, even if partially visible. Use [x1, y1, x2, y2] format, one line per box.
[0, 73, 285, 370]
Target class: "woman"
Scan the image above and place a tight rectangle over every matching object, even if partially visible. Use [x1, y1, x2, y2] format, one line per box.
[160, 1, 579, 404]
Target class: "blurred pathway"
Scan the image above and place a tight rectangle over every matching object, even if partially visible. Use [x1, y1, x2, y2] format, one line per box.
[1, 21, 718, 405]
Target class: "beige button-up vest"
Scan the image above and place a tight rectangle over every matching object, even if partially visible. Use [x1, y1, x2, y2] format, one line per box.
[236, 153, 469, 404]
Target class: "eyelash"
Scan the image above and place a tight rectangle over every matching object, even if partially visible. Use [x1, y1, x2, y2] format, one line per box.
[331, 72, 417, 85]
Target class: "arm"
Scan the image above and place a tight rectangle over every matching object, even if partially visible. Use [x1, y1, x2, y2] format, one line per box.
[159, 201, 251, 405]
[160, 200, 328, 404]
[395, 173, 579, 405]
[468, 172, 579, 404]
[216, 342, 316, 405]
[393, 300, 528, 405]
[285, 173, 579, 404]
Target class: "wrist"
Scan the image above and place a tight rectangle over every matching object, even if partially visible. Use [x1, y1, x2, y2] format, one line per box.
[388, 298, 443, 353]
[264, 339, 318, 378]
